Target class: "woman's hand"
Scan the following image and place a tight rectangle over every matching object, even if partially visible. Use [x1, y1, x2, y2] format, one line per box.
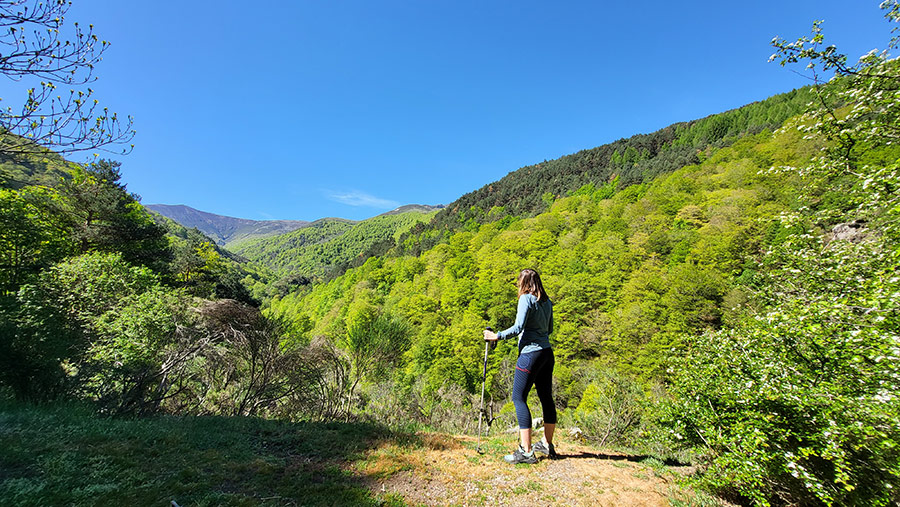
[484, 329, 499, 342]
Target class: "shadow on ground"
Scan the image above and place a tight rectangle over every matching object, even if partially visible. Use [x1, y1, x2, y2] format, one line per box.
[558, 451, 689, 466]
[0, 401, 416, 506]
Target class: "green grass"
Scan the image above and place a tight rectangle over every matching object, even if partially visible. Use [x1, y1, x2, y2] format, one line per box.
[0, 401, 418, 506]
[668, 487, 726, 507]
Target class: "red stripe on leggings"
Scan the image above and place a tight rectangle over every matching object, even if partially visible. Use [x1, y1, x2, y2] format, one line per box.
[516, 366, 531, 374]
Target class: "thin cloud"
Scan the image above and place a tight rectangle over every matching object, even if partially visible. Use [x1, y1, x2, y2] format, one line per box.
[327, 190, 399, 209]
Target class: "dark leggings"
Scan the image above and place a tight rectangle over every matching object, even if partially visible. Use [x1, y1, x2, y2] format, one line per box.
[512, 348, 557, 430]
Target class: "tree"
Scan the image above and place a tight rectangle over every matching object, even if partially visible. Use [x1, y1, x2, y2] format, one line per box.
[88, 286, 194, 415]
[666, 4, 900, 504]
[56, 160, 170, 270]
[188, 300, 311, 418]
[4, 251, 159, 400]
[770, 1, 900, 165]
[341, 302, 410, 415]
[0, 0, 134, 157]
[171, 237, 230, 297]
[0, 186, 69, 293]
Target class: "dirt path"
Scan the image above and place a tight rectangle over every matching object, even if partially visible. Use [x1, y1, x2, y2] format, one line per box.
[359, 433, 702, 506]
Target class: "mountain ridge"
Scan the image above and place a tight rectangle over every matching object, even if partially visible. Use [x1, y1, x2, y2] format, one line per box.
[147, 204, 446, 250]
[146, 204, 310, 248]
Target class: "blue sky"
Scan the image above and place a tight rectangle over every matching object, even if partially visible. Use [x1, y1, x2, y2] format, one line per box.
[14, 1, 894, 221]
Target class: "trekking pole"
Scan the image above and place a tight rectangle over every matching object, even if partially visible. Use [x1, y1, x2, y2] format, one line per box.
[476, 327, 496, 454]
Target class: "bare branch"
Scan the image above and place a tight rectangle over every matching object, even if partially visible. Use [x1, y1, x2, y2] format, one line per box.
[0, 1, 134, 157]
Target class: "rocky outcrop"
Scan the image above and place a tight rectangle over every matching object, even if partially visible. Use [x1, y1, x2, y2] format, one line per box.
[828, 219, 870, 244]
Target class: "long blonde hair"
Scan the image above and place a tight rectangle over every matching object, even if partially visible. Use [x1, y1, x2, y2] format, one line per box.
[517, 268, 549, 302]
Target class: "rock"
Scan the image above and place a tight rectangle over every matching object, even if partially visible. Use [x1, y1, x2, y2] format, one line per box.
[568, 426, 584, 440]
[829, 219, 869, 244]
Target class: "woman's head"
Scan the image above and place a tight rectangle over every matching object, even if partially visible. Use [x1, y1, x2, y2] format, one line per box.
[517, 268, 548, 301]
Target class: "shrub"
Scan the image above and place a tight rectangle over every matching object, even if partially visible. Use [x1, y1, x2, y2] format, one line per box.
[572, 367, 644, 448]
[666, 238, 900, 505]
[4, 252, 159, 401]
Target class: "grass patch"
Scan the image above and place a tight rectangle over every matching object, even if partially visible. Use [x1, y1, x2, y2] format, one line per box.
[668, 486, 726, 507]
[640, 456, 667, 474]
[0, 401, 420, 506]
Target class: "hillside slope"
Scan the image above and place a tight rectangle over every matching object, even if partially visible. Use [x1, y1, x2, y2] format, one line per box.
[342, 87, 816, 262]
[234, 207, 439, 280]
[431, 87, 815, 228]
[270, 122, 819, 378]
[0, 151, 77, 189]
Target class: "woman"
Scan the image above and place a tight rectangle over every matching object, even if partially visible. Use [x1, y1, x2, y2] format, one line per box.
[484, 268, 558, 464]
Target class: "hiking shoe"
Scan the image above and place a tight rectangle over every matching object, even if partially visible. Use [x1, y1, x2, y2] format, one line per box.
[533, 440, 558, 459]
[503, 445, 538, 464]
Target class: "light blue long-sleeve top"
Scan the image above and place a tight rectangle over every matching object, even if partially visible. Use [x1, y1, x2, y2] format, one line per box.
[496, 293, 553, 354]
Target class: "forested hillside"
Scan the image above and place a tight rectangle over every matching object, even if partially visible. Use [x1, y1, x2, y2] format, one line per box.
[388, 87, 817, 258]
[0, 148, 77, 190]
[233, 208, 438, 282]
[269, 120, 815, 394]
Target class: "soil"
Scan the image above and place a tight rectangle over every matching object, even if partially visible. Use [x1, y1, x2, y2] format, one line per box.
[360, 433, 705, 506]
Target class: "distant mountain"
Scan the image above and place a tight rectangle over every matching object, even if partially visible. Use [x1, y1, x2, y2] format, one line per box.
[146, 204, 309, 248]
